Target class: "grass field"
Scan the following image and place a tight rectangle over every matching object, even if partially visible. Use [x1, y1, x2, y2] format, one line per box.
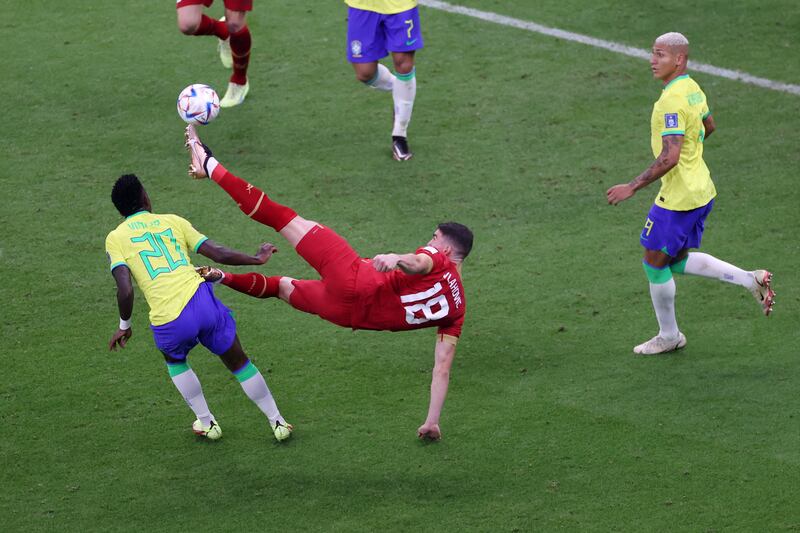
[3, 1, 799, 531]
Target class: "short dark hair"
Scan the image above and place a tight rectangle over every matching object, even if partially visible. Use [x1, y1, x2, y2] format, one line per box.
[112, 174, 146, 217]
[437, 222, 473, 259]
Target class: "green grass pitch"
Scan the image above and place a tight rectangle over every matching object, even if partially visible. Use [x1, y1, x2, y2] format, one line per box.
[2, 1, 799, 530]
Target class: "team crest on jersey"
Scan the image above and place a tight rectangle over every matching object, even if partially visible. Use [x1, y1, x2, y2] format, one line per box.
[350, 40, 362, 58]
[664, 113, 679, 128]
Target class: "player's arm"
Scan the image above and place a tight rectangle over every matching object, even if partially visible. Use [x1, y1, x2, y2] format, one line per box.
[197, 240, 277, 266]
[606, 134, 684, 205]
[372, 252, 434, 274]
[418, 339, 457, 441]
[109, 265, 134, 351]
[703, 114, 715, 139]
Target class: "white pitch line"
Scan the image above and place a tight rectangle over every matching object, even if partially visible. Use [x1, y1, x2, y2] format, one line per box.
[419, 0, 800, 96]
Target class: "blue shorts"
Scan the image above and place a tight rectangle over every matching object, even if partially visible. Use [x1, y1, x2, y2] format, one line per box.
[346, 7, 424, 63]
[640, 200, 714, 257]
[151, 282, 236, 360]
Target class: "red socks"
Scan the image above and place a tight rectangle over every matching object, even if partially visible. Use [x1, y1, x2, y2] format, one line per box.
[229, 26, 251, 85]
[210, 163, 297, 231]
[222, 272, 280, 299]
[194, 15, 229, 40]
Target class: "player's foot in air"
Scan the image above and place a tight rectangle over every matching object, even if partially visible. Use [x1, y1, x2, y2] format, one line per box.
[192, 419, 222, 440]
[217, 17, 233, 69]
[392, 136, 413, 161]
[185, 124, 212, 179]
[220, 81, 249, 108]
[633, 332, 687, 355]
[195, 266, 224, 283]
[272, 420, 293, 442]
[750, 270, 775, 316]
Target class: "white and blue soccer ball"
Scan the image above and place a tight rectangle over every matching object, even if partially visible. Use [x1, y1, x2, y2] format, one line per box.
[176, 84, 220, 125]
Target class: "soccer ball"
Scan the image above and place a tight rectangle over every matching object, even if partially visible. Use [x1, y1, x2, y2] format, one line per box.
[176, 84, 220, 125]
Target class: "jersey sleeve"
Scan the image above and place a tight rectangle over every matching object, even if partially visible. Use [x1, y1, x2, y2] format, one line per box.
[416, 246, 448, 271]
[437, 313, 463, 343]
[701, 99, 711, 120]
[655, 94, 686, 137]
[105, 232, 128, 272]
[174, 216, 208, 253]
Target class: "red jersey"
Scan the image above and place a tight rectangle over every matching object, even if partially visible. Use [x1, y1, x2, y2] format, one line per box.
[351, 246, 466, 337]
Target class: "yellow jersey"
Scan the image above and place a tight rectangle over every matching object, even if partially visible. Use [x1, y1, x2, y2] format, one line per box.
[345, 0, 417, 15]
[105, 211, 207, 326]
[650, 74, 717, 211]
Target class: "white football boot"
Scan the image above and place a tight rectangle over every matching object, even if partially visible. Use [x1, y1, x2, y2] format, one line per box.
[220, 81, 249, 108]
[633, 332, 687, 355]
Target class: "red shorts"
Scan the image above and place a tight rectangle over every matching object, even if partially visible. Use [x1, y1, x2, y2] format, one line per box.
[288, 225, 362, 328]
[176, 0, 253, 11]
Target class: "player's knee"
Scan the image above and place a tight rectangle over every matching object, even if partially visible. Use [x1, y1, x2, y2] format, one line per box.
[224, 12, 246, 33]
[392, 55, 415, 75]
[278, 277, 295, 301]
[355, 69, 376, 83]
[178, 19, 199, 35]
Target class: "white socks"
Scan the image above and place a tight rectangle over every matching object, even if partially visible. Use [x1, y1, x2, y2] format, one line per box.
[239, 371, 285, 426]
[171, 368, 213, 427]
[366, 63, 395, 92]
[649, 278, 680, 341]
[363, 64, 417, 138]
[681, 252, 754, 288]
[392, 68, 417, 138]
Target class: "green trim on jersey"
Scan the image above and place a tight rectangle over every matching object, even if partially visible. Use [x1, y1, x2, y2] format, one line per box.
[110, 261, 127, 272]
[663, 74, 690, 91]
[193, 236, 208, 253]
[661, 130, 685, 136]
[125, 210, 150, 220]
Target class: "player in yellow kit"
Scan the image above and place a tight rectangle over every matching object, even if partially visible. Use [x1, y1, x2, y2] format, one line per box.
[607, 32, 774, 355]
[345, 0, 423, 160]
[106, 174, 292, 441]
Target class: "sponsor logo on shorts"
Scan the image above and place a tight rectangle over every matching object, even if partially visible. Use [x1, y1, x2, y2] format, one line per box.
[664, 113, 679, 128]
[405, 38, 418, 46]
[350, 40, 362, 58]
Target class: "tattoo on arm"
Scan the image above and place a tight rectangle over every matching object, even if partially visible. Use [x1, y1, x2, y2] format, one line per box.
[629, 135, 682, 191]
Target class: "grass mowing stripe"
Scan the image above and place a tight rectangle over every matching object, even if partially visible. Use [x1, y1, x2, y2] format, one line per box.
[420, 0, 800, 96]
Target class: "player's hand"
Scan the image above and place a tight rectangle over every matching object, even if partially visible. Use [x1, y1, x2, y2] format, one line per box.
[417, 422, 442, 441]
[372, 253, 399, 272]
[109, 328, 132, 351]
[254, 243, 278, 264]
[606, 184, 635, 205]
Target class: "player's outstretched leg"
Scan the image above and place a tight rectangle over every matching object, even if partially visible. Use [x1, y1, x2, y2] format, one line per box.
[185, 125, 319, 248]
[185, 125, 295, 226]
[197, 267, 282, 300]
[670, 252, 775, 316]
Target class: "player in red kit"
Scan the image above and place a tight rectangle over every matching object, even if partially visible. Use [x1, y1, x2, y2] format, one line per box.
[176, 0, 253, 107]
[184, 125, 472, 441]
